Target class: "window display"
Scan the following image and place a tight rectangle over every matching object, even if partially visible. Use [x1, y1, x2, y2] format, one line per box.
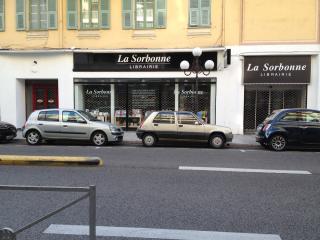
[75, 84, 111, 122]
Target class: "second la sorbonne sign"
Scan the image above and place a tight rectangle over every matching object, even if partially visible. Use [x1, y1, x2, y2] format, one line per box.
[244, 56, 311, 84]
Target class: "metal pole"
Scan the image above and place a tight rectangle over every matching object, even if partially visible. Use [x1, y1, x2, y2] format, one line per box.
[195, 57, 200, 114]
[89, 185, 96, 240]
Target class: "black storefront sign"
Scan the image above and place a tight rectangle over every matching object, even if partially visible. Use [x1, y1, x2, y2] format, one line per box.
[73, 51, 217, 72]
[244, 56, 311, 84]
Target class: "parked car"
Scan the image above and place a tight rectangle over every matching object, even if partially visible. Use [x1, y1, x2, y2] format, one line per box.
[22, 109, 123, 146]
[256, 108, 320, 151]
[136, 111, 233, 148]
[0, 121, 17, 142]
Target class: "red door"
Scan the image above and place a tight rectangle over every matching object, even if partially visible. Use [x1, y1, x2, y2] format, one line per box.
[32, 85, 59, 111]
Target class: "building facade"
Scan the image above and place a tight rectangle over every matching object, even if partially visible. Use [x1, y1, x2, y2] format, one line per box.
[0, 0, 319, 134]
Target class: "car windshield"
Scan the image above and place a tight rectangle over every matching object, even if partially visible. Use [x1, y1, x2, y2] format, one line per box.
[193, 113, 205, 124]
[78, 110, 100, 121]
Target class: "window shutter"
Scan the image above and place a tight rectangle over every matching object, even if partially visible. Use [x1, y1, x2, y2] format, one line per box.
[189, 0, 199, 26]
[48, 0, 57, 29]
[155, 0, 166, 28]
[200, 0, 210, 26]
[67, 0, 78, 29]
[122, 0, 132, 29]
[100, 0, 110, 29]
[16, 0, 25, 30]
[0, 0, 4, 31]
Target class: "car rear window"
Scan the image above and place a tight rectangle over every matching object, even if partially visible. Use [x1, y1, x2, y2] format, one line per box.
[263, 111, 279, 124]
[38, 110, 59, 122]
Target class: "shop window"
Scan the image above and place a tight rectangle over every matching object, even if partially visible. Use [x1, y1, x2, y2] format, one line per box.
[74, 84, 111, 123]
[15, 0, 57, 30]
[67, 0, 110, 30]
[122, 0, 166, 29]
[179, 83, 210, 123]
[189, 0, 211, 27]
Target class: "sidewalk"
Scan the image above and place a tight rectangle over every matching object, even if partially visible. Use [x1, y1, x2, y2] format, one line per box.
[16, 130, 258, 148]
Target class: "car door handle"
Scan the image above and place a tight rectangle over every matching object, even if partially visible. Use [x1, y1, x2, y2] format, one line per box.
[179, 124, 183, 127]
[154, 123, 158, 126]
[63, 125, 68, 127]
[38, 123, 44, 126]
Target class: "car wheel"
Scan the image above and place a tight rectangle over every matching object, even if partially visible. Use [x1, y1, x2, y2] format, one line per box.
[91, 131, 108, 146]
[269, 134, 287, 151]
[209, 133, 225, 149]
[142, 134, 156, 147]
[26, 130, 42, 145]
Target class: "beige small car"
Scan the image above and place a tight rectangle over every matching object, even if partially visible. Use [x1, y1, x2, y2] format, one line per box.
[136, 111, 233, 148]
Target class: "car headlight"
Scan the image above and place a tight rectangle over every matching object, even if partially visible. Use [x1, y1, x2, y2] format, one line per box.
[109, 125, 118, 132]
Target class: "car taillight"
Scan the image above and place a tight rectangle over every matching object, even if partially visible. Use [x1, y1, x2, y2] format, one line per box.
[263, 124, 271, 131]
[139, 121, 144, 128]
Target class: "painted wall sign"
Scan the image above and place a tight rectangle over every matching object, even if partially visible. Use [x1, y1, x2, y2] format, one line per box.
[244, 56, 311, 84]
[73, 52, 217, 72]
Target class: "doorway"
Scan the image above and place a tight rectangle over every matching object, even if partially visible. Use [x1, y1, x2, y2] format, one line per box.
[32, 84, 59, 111]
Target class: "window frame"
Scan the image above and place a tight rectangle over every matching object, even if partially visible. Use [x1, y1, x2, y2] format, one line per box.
[80, 0, 100, 30]
[152, 112, 175, 124]
[62, 111, 87, 124]
[29, 0, 48, 30]
[135, 0, 155, 29]
[38, 110, 59, 122]
[0, 0, 4, 31]
[188, 0, 211, 28]
[177, 112, 200, 125]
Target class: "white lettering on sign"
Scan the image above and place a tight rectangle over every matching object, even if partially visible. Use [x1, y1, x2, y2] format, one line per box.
[246, 63, 307, 72]
[117, 54, 171, 64]
[85, 89, 110, 95]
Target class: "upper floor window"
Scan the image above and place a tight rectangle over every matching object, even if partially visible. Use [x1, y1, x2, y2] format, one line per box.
[189, 0, 211, 27]
[0, 0, 4, 31]
[16, 0, 57, 31]
[122, 0, 166, 29]
[67, 0, 110, 30]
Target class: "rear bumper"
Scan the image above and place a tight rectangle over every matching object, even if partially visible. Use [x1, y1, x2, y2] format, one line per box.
[136, 129, 144, 139]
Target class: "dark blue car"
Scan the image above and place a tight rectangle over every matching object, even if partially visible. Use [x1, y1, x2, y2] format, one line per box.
[256, 109, 320, 151]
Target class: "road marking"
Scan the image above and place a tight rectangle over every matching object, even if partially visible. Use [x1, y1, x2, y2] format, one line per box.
[44, 224, 282, 240]
[240, 150, 246, 153]
[179, 166, 312, 175]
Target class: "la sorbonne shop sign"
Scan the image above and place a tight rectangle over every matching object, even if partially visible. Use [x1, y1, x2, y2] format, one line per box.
[244, 56, 311, 84]
[73, 51, 217, 72]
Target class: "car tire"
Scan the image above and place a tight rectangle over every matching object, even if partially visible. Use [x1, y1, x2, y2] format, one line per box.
[26, 130, 42, 145]
[209, 133, 225, 149]
[91, 131, 108, 146]
[142, 133, 157, 147]
[269, 134, 287, 151]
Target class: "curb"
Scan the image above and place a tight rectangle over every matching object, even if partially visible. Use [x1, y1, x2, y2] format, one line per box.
[0, 155, 103, 166]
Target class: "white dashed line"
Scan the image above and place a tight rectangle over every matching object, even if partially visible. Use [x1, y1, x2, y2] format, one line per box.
[179, 166, 312, 175]
[44, 224, 282, 240]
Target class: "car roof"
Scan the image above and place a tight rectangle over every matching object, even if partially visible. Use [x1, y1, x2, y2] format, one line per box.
[33, 108, 80, 112]
[274, 108, 320, 113]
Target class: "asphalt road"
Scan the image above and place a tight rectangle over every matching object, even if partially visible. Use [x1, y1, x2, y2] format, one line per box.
[0, 141, 320, 240]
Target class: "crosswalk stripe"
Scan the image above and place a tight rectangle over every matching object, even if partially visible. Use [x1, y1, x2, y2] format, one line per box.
[44, 224, 282, 240]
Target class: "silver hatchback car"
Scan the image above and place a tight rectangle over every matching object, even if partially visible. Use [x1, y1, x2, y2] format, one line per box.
[23, 109, 123, 146]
